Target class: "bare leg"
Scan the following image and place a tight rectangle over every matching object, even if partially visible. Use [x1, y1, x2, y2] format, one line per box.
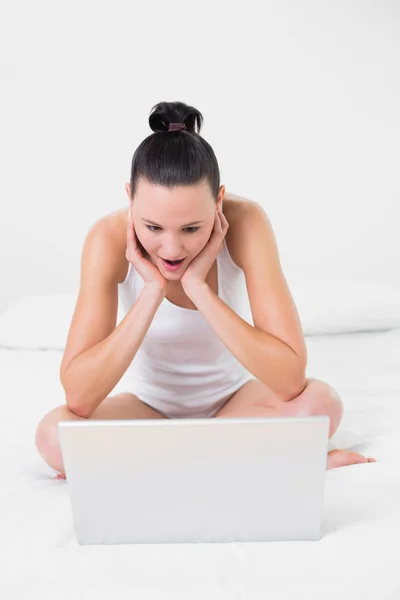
[214, 378, 377, 470]
[35, 392, 168, 479]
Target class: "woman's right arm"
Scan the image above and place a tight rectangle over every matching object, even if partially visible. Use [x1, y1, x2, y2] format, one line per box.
[59, 218, 165, 418]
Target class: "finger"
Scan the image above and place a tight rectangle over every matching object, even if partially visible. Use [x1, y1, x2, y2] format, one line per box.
[211, 216, 223, 245]
[128, 211, 135, 234]
[213, 217, 221, 237]
[219, 212, 229, 231]
[127, 216, 138, 249]
[217, 211, 225, 232]
[126, 217, 133, 243]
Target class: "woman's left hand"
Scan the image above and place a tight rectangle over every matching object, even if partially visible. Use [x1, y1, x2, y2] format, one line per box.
[181, 208, 229, 293]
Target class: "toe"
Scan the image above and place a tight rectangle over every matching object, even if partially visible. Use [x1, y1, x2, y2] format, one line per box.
[354, 453, 368, 463]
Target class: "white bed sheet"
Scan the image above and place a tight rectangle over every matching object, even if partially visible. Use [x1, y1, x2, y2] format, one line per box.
[1, 328, 400, 599]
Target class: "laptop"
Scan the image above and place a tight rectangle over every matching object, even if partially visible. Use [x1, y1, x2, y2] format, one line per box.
[58, 415, 330, 545]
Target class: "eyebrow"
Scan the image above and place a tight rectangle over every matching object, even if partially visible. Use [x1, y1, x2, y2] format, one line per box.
[141, 219, 205, 227]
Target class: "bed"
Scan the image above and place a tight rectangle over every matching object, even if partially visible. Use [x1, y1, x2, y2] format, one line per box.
[0, 279, 399, 599]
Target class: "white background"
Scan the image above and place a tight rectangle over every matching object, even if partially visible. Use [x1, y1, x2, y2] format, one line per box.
[1, 0, 399, 316]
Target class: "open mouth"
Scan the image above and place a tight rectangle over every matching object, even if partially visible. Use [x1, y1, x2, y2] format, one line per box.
[160, 257, 186, 270]
[163, 259, 184, 265]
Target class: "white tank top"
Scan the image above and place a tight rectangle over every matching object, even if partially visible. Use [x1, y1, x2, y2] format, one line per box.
[117, 238, 255, 416]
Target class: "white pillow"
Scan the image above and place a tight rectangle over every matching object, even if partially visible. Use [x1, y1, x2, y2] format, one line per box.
[0, 293, 125, 350]
[0, 279, 399, 349]
[289, 278, 400, 336]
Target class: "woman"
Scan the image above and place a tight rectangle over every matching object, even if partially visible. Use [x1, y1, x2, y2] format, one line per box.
[35, 100, 376, 479]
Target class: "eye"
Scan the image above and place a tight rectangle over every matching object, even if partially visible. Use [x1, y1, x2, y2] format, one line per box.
[145, 225, 199, 234]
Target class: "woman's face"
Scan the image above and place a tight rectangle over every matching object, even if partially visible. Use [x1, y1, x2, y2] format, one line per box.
[126, 179, 225, 280]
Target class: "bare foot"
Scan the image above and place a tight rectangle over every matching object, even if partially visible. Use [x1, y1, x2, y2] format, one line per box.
[51, 452, 377, 476]
[327, 449, 377, 471]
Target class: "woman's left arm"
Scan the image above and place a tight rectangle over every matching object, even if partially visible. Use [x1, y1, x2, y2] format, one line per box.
[184, 283, 306, 402]
[184, 202, 307, 402]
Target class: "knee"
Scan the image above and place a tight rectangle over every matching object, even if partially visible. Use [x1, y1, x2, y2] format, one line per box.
[35, 405, 85, 464]
[306, 381, 344, 434]
[321, 383, 344, 420]
[35, 407, 60, 458]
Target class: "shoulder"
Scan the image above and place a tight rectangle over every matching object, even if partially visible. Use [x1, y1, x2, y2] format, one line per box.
[224, 193, 271, 270]
[89, 196, 269, 282]
[84, 209, 129, 284]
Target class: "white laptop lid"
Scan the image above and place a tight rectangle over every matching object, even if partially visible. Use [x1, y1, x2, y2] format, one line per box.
[58, 415, 330, 545]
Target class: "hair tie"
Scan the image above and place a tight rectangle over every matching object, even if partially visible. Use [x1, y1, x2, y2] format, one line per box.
[168, 122, 187, 132]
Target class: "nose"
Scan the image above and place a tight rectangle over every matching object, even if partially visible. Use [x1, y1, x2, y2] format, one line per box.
[161, 240, 183, 258]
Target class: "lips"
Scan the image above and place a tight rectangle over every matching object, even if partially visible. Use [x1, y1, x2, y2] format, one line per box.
[160, 257, 186, 271]
[162, 258, 185, 262]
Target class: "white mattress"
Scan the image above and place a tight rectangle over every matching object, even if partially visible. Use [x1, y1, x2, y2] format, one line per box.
[1, 327, 400, 599]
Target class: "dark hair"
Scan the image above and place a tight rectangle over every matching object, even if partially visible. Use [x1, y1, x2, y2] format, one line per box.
[129, 101, 220, 203]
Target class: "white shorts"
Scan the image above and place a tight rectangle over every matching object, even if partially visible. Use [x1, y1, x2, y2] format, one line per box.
[132, 374, 257, 419]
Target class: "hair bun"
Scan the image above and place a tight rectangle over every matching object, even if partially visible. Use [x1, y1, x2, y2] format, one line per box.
[149, 101, 203, 134]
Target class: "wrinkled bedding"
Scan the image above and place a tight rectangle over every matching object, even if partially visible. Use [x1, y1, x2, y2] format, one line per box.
[0, 327, 399, 599]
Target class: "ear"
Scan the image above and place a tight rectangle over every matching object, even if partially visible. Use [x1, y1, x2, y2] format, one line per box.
[125, 183, 132, 200]
[218, 185, 225, 210]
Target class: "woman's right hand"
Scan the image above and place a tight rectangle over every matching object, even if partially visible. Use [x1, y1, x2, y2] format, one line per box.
[126, 210, 168, 291]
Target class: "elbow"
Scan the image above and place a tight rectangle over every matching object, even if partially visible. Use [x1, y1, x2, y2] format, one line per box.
[281, 359, 307, 402]
[284, 378, 307, 402]
[61, 376, 91, 418]
[64, 392, 91, 418]
[66, 402, 91, 419]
